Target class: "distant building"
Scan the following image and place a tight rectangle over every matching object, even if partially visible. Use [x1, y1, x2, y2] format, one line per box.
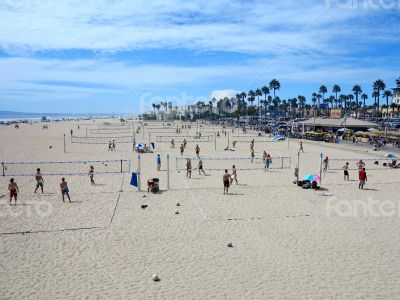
[392, 87, 400, 105]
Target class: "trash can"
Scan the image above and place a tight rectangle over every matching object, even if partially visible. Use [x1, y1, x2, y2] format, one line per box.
[152, 178, 159, 193]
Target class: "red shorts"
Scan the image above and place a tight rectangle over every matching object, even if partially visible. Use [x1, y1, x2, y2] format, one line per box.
[10, 190, 17, 197]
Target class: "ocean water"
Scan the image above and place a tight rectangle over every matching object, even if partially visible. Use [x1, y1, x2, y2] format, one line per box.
[0, 112, 114, 122]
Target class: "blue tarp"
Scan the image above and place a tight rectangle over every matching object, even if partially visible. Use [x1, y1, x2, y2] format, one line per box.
[130, 172, 138, 187]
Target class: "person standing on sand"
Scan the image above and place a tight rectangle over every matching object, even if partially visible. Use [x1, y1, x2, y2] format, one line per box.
[343, 162, 349, 181]
[34, 168, 44, 194]
[198, 159, 206, 175]
[171, 139, 175, 148]
[8, 178, 19, 205]
[108, 141, 112, 151]
[180, 143, 184, 156]
[299, 141, 304, 152]
[265, 154, 272, 171]
[230, 165, 238, 184]
[60, 178, 71, 203]
[223, 169, 230, 194]
[323, 156, 329, 175]
[186, 159, 192, 178]
[112, 140, 116, 151]
[358, 168, 367, 189]
[156, 154, 161, 171]
[183, 138, 187, 148]
[70, 129, 73, 136]
[356, 159, 365, 173]
[89, 165, 95, 185]
[195, 144, 200, 158]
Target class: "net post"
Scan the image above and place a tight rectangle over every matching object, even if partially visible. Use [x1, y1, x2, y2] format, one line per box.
[137, 154, 141, 191]
[167, 154, 170, 190]
[214, 135, 216, 151]
[2, 162, 4, 177]
[86, 127, 88, 139]
[63, 134, 66, 153]
[281, 157, 283, 169]
[120, 159, 123, 173]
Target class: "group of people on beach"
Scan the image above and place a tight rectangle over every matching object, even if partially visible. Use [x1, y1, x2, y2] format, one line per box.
[7, 165, 97, 205]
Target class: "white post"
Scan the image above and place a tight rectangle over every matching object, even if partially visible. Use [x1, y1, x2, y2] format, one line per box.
[214, 136, 217, 151]
[86, 127, 88, 139]
[63, 134, 66, 153]
[167, 154, 170, 190]
[137, 154, 141, 191]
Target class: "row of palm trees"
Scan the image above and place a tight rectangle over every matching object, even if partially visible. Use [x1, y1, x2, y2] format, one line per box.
[209, 77, 399, 121]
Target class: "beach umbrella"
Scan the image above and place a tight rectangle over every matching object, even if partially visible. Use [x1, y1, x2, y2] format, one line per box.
[367, 128, 378, 132]
[135, 143, 145, 149]
[304, 173, 321, 182]
[337, 128, 353, 132]
[384, 154, 397, 158]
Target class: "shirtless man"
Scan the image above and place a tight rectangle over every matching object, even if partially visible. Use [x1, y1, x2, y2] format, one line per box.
[171, 139, 175, 148]
[89, 165, 95, 185]
[198, 158, 206, 175]
[8, 178, 19, 205]
[34, 168, 44, 194]
[195, 144, 200, 158]
[343, 162, 349, 181]
[186, 159, 192, 178]
[180, 144, 184, 156]
[230, 165, 238, 184]
[356, 159, 365, 173]
[183, 138, 187, 148]
[60, 178, 71, 203]
[223, 169, 230, 194]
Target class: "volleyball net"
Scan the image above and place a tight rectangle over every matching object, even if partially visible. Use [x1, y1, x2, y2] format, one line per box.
[71, 135, 134, 144]
[176, 156, 291, 171]
[89, 128, 132, 134]
[156, 135, 213, 142]
[1, 159, 131, 177]
[326, 157, 399, 171]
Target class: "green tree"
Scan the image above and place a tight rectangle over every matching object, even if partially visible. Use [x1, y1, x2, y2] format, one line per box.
[361, 93, 368, 119]
[383, 90, 393, 121]
[373, 79, 386, 119]
[352, 85, 362, 118]
[269, 79, 280, 98]
[332, 84, 341, 108]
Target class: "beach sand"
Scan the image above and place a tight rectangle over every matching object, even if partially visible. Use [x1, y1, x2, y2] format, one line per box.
[1, 119, 400, 299]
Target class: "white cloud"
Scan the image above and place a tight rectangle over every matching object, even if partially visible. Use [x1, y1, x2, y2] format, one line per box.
[210, 90, 239, 100]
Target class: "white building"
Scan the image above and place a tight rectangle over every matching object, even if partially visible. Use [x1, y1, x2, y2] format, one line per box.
[392, 87, 400, 105]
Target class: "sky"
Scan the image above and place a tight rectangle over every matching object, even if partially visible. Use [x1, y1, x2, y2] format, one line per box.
[0, 0, 399, 114]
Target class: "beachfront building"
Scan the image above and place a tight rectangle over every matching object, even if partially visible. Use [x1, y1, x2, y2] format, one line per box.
[393, 87, 400, 105]
[303, 117, 379, 132]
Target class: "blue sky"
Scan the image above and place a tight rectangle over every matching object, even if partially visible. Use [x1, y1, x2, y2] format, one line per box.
[0, 0, 399, 113]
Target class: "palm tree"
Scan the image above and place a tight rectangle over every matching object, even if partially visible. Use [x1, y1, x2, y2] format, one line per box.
[373, 79, 386, 119]
[332, 84, 341, 108]
[290, 98, 298, 118]
[311, 94, 317, 109]
[347, 94, 354, 116]
[152, 103, 156, 115]
[361, 94, 368, 119]
[396, 77, 400, 88]
[319, 85, 327, 104]
[255, 88, 262, 113]
[316, 94, 322, 116]
[261, 86, 269, 117]
[383, 90, 393, 121]
[248, 90, 256, 108]
[269, 79, 280, 98]
[372, 91, 379, 118]
[298, 95, 306, 117]
[352, 85, 362, 118]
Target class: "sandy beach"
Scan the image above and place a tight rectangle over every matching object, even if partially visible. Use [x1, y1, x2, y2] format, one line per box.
[1, 119, 400, 299]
